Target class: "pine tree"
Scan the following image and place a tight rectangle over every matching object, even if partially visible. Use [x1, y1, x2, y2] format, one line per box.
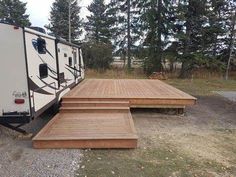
[46, 0, 82, 41]
[107, 0, 141, 69]
[138, 0, 173, 74]
[86, 0, 115, 44]
[170, 0, 209, 78]
[175, 0, 231, 78]
[205, 0, 227, 58]
[0, 0, 31, 27]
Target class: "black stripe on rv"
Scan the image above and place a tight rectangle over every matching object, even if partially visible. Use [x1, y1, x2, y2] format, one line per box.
[49, 75, 59, 81]
[49, 75, 72, 85]
[65, 64, 81, 73]
[45, 48, 54, 58]
[37, 55, 57, 75]
[65, 67, 76, 76]
[59, 77, 73, 84]
[38, 76, 58, 90]
[28, 78, 53, 95]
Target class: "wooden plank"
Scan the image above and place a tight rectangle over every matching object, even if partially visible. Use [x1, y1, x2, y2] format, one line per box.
[33, 139, 138, 149]
[33, 111, 138, 149]
[62, 101, 130, 107]
[129, 98, 196, 106]
[63, 79, 196, 108]
[59, 107, 130, 113]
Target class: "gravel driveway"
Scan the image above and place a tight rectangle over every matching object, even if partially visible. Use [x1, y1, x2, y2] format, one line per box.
[215, 91, 236, 102]
[0, 110, 82, 177]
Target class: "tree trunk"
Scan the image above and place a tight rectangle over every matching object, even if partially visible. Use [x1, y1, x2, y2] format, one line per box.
[155, 0, 163, 72]
[225, 11, 236, 80]
[127, 0, 132, 71]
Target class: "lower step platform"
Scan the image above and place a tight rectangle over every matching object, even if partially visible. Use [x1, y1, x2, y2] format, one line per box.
[33, 111, 138, 149]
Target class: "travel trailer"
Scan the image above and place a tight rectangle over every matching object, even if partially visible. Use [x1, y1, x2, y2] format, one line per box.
[0, 23, 85, 133]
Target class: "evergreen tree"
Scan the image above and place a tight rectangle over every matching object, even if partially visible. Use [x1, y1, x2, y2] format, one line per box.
[205, 0, 227, 58]
[174, 0, 233, 78]
[138, 0, 173, 74]
[82, 41, 113, 71]
[168, 0, 210, 78]
[107, 0, 141, 69]
[86, 0, 115, 44]
[0, 0, 31, 27]
[84, 0, 236, 75]
[46, 0, 82, 41]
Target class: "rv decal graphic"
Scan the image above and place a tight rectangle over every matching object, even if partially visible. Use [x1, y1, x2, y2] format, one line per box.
[49, 75, 72, 85]
[32, 39, 54, 58]
[65, 67, 76, 77]
[28, 78, 53, 95]
[65, 64, 81, 73]
[37, 55, 57, 76]
[45, 48, 54, 58]
[49, 75, 59, 81]
[38, 76, 58, 90]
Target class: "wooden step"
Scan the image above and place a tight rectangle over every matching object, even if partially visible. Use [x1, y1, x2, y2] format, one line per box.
[61, 101, 130, 108]
[59, 107, 130, 113]
[33, 112, 138, 149]
[63, 97, 129, 102]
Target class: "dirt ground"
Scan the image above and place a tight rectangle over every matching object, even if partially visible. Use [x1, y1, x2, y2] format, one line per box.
[77, 95, 236, 177]
[0, 78, 236, 177]
[0, 110, 82, 177]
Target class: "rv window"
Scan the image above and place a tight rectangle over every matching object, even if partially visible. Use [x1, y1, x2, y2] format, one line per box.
[37, 38, 46, 54]
[39, 64, 48, 78]
[68, 57, 72, 66]
[64, 53, 67, 57]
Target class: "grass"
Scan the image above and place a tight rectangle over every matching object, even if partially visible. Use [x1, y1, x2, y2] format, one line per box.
[85, 68, 147, 79]
[166, 79, 236, 96]
[76, 140, 234, 177]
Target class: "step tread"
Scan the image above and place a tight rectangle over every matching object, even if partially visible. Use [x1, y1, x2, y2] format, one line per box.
[62, 101, 130, 104]
[60, 107, 130, 110]
[33, 111, 137, 149]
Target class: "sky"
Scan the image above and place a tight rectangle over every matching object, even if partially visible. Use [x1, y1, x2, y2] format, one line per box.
[21, 0, 93, 27]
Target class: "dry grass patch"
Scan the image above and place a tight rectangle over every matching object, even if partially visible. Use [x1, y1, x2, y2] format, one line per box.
[166, 79, 236, 96]
[85, 68, 147, 79]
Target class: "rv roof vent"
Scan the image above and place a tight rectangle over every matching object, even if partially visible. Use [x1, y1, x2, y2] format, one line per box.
[29, 26, 46, 34]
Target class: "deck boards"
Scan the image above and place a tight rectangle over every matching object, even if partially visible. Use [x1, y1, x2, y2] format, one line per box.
[33, 79, 196, 149]
[33, 111, 138, 149]
[64, 79, 196, 107]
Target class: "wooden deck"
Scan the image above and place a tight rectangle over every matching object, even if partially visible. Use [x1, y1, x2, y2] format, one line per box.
[64, 79, 196, 108]
[33, 111, 137, 149]
[33, 79, 196, 149]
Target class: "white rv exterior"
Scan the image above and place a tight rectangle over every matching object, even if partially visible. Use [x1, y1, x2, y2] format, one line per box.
[0, 23, 84, 125]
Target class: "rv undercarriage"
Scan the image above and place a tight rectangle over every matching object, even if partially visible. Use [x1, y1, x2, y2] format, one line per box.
[0, 116, 31, 134]
[0, 122, 28, 134]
